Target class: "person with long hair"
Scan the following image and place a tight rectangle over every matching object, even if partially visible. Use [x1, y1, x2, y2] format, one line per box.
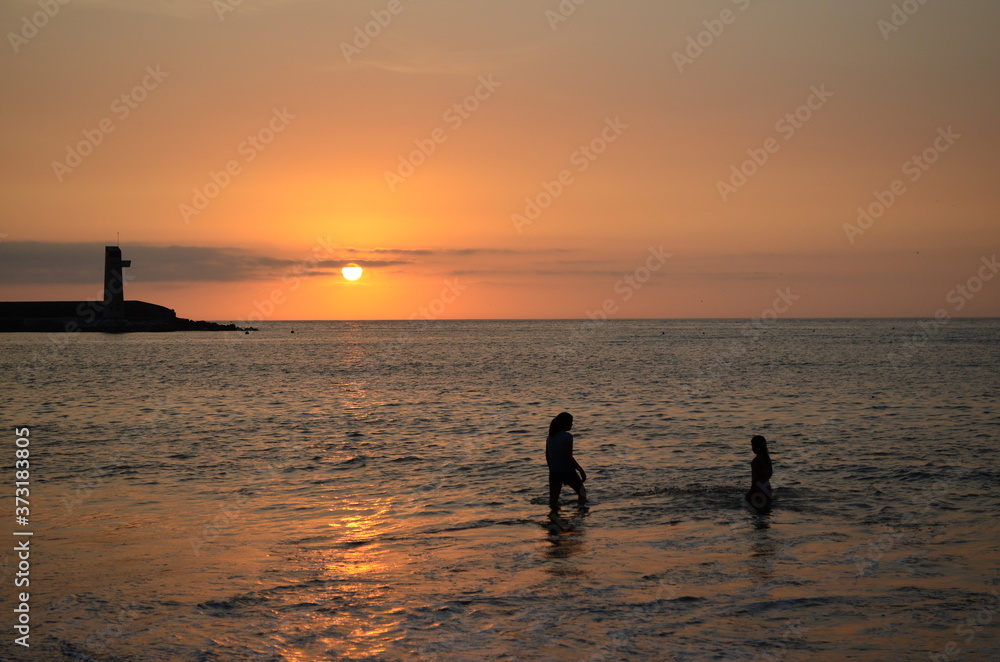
[546, 412, 587, 510]
[745, 434, 773, 510]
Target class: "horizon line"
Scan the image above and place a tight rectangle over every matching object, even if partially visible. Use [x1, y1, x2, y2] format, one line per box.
[215, 316, 1000, 322]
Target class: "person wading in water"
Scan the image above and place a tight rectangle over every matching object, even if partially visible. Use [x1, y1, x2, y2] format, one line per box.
[546, 412, 587, 510]
[745, 434, 773, 510]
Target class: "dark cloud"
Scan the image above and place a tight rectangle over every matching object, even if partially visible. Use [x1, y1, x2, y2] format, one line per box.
[448, 268, 630, 278]
[0, 241, 96, 285]
[350, 247, 573, 257]
[3, 242, 816, 288]
[0, 242, 410, 285]
[0, 241, 573, 286]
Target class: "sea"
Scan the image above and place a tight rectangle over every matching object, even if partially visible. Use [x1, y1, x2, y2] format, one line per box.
[1, 319, 998, 661]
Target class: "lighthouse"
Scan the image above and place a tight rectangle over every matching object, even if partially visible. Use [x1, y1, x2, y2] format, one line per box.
[103, 246, 131, 318]
[0, 245, 247, 332]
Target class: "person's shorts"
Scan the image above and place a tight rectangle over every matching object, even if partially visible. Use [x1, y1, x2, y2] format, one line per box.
[549, 470, 582, 489]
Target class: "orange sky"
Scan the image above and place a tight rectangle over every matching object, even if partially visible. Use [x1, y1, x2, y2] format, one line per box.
[1, 0, 998, 320]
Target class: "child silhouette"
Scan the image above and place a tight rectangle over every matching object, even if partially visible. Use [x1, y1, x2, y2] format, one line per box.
[745, 434, 772, 510]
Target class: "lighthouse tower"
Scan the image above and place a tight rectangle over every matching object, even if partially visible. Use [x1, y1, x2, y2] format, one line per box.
[103, 246, 131, 318]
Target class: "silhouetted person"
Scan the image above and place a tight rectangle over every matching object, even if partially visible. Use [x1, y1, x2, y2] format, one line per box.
[745, 434, 773, 510]
[546, 412, 587, 510]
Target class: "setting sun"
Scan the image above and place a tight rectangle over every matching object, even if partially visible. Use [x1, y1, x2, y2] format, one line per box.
[341, 263, 363, 281]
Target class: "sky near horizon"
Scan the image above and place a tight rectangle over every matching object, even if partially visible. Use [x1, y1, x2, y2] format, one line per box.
[1, 0, 998, 320]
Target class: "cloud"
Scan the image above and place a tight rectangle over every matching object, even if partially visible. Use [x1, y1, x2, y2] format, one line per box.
[0, 242, 575, 286]
[441, 250, 892, 282]
[322, 38, 548, 77]
[350, 247, 572, 256]
[60, 0, 307, 21]
[0, 242, 864, 291]
[0, 242, 411, 285]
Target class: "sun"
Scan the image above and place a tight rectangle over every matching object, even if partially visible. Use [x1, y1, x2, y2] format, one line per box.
[341, 263, 363, 281]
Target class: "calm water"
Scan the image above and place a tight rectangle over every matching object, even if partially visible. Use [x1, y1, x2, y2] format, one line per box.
[1, 319, 999, 661]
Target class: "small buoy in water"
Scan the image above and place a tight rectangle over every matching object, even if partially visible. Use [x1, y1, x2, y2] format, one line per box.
[291, 330, 295, 334]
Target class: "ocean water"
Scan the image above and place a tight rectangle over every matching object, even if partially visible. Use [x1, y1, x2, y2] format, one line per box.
[1, 319, 999, 661]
